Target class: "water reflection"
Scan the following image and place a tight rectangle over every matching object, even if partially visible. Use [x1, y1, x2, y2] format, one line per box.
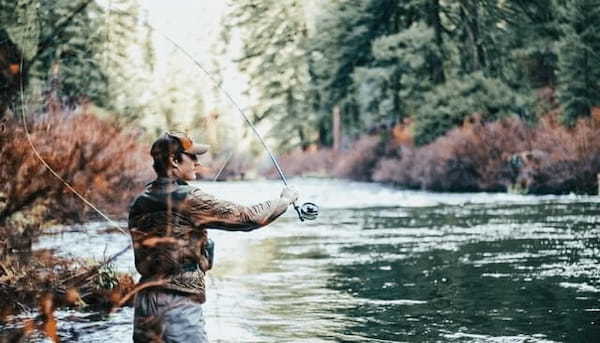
[7, 179, 600, 342]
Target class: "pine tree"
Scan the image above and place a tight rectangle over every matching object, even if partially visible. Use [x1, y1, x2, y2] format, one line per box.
[352, 22, 441, 132]
[224, 0, 314, 150]
[30, 0, 109, 107]
[0, 0, 154, 116]
[499, 0, 560, 88]
[97, 0, 147, 118]
[309, 0, 400, 145]
[556, 0, 600, 126]
[413, 72, 533, 145]
[309, 0, 447, 144]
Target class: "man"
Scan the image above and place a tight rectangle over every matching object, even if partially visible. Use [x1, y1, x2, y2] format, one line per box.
[128, 132, 298, 342]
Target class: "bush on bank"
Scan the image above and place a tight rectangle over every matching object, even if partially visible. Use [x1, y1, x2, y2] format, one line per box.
[0, 250, 135, 341]
[0, 109, 152, 238]
[0, 109, 150, 337]
[271, 112, 600, 195]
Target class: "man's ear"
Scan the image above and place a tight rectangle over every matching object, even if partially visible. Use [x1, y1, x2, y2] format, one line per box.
[169, 155, 180, 169]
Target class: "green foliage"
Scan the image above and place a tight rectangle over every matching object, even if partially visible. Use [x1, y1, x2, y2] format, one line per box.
[223, 0, 314, 150]
[500, 0, 560, 87]
[309, 0, 413, 144]
[555, 0, 600, 126]
[413, 73, 533, 146]
[352, 22, 441, 133]
[97, 0, 149, 118]
[0, 0, 151, 115]
[305, 0, 567, 146]
[23, 0, 109, 106]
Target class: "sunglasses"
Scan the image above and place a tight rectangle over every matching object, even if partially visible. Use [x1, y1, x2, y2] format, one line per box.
[183, 152, 199, 162]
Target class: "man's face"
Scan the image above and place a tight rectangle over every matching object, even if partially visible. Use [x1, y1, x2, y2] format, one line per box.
[173, 152, 200, 181]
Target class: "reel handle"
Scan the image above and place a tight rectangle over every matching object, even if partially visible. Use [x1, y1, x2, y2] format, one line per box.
[293, 202, 305, 222]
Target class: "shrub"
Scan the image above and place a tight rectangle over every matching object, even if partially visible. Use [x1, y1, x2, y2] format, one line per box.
[524, 114, 600, 194]
[374, 114, 600, 194]
[332, 135, 382, 181]
[373, 137, 484, 192]
[262, 112, 600, 195]
[261, 135, 383, 182]
[261, 147, 337, 179]
[0, 109, 152, 233]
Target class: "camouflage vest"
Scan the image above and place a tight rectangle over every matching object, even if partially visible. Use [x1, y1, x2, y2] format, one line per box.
[128, 177, 289, 302]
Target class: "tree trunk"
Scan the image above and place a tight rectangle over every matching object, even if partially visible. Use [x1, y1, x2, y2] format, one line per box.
[0, 29, 27, 119]
[332, 105, 341, 151]
[461, 3, 486, 72]
[429, 0, 446, 84]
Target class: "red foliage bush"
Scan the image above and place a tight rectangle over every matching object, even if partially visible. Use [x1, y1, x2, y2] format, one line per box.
[331, 135, 383, 181]
[261, 147, 337, 179]
[0, 109, 152, 231]
[522, 115, 600, 194]
[263, 136, 382, 181]
[258, 112, 600, 195]
[374, 114, 600, 194]
[0, 109, 147, 331]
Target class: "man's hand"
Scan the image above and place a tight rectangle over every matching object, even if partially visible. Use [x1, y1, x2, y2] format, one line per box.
[280, 186, 299, 204]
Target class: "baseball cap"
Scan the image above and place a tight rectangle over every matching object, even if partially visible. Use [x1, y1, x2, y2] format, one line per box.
[150, 131, 209, 159]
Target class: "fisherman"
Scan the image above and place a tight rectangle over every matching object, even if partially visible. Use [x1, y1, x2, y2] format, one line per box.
[128, 131, 298, 342]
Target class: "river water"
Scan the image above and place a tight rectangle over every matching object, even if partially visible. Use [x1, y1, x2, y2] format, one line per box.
[13, 179, 600, 342]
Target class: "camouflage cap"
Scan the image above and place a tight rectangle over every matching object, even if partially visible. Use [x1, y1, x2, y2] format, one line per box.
[151, 131, 209, 159]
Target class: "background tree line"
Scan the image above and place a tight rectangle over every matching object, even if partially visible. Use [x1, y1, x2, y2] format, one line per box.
[0, 0, 152, 119]
[3, 0, 599, 152]
[1, 0, 599, 190]
[223, 0, 600, 150]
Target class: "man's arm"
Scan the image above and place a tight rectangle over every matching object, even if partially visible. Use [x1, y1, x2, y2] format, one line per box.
[185, 187, 298, 231]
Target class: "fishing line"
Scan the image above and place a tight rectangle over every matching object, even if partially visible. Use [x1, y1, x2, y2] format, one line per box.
[212, 151, 233, 181]
[17, 1, 132, 287]
[15, 3, 319, 324]
[19, 47, 126, 236]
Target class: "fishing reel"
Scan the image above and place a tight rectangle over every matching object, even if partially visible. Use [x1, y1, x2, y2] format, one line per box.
[294, 202, 319, 221]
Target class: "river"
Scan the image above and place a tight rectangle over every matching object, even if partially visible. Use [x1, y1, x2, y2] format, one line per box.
[11, 179, 600, 342]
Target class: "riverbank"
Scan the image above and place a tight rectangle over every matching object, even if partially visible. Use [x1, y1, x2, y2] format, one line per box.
[2, 107, 600, 340]
[0, 109, 149, 340]
[266, 113, 600, 195]
[3, 179, 599, 342]
[0, 247, 135, 341]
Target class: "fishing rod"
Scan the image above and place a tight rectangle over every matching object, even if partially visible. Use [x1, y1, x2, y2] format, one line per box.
[16, 1, 318, 267]
[159, 33, 319, 221]
[14, 2, 319, 325]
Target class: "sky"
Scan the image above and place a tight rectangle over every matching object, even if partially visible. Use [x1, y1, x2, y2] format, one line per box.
[138, 0, 250, 131]
[94, 0, 274, 153]
[141, 0, 226, 63]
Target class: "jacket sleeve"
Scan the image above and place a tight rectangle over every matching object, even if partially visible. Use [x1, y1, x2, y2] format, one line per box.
[184, 188, 290, 231]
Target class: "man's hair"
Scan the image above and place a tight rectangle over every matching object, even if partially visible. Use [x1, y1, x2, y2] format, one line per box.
[150, 134, 184, 177]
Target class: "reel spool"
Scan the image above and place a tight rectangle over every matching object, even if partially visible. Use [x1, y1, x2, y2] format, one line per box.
[299, 202, 319, 221]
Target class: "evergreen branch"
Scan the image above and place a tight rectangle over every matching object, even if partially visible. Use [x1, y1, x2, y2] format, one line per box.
[28, 0, 96, 68]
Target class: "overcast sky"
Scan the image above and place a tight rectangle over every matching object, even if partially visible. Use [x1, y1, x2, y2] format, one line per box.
[141, 0, 227, 62]
[138, 1, 250, 126]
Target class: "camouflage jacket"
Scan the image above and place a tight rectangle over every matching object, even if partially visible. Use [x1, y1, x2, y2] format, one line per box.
[128, 177, 289, 303]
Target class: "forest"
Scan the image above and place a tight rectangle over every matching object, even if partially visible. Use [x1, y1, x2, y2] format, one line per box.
[0, 1, 599, 339]
[2, 0, 599, 196]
